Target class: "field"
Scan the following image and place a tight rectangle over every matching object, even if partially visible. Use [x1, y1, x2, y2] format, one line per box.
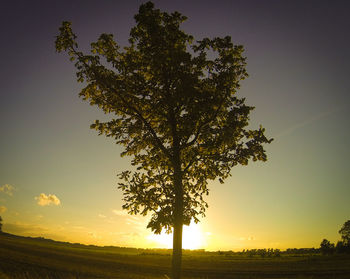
[1, 233, 350, 279]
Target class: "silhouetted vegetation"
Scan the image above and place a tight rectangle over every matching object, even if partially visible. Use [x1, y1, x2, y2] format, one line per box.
[318, 220, 350, 255]
[55, 2, 272, 278]
[320, 239, 335, 255]
[336, 220, 350, 254]
[0, 216, 2, 232]
[339, 220, 350, 246]
[335, 240, 349, 254]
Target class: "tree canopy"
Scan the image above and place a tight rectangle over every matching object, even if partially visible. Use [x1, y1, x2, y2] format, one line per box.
[320, 239, 335, 255]
[339, 220, 350, 245]
[56, 2, 272, 278]
[56, 2, 271, 234]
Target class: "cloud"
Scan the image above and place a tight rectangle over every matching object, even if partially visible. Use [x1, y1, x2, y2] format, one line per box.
[112, 209, 128, 216]
[0, 184, 15, 196]
[98, 214, 106, 218]
[35, 193, 61, 206]
[0, 205, 7, 213]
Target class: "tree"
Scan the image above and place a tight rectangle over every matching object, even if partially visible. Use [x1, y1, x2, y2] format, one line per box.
[339, 220, 350, 246]
[335, 241, 346, 254]
[0, 216, 2, 232]
[320, 239, 335, 255]
[55, 2, 272, 278]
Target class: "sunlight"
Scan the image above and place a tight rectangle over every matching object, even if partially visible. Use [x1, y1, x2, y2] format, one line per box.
[183, 222, 204, 249]
[147, 222, 204, 250]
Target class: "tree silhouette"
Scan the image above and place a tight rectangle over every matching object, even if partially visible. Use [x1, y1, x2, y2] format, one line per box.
[55, 2, 272, 278]
[339, 220, 350, 246]
[320, 239, 335, 255]
[0, 216, 3, 232]
[335, 240, 347, 254]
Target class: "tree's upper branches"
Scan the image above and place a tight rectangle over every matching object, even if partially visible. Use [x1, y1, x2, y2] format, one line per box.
[55, 1, 272, 234]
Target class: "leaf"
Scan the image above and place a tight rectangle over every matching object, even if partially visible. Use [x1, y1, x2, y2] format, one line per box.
[56, 0, 272, 239]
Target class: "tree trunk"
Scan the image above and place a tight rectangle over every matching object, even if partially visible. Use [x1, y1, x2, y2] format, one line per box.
[171, 159, 183, 279]
[172, 216, 183, 279]
[169, 109, 183, 279]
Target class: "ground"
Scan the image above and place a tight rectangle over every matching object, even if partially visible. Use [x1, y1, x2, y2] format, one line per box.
[1, 233, 350, 279]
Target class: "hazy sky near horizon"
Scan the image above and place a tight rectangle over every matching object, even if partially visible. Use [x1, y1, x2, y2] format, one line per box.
[1, 0, 349, 250]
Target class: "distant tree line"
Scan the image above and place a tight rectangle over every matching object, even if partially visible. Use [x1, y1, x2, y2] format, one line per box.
[214, 220, 350, 258]
[319, 220, 350, 255]
[238, 248, 281, 257]
[219, 248, 317, 257]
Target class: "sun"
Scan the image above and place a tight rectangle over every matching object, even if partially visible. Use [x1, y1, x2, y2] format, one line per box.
[147, 222, 204, 250]
[182, 223, 204, 249]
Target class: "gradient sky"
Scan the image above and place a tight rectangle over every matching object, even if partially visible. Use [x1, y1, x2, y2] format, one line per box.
[1, 0, 349, 251]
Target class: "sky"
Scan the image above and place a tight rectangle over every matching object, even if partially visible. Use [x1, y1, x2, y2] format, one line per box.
[0, 0, 349, 251]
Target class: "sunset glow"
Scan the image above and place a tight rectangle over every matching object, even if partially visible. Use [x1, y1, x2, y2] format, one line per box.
[148, 223, 204, 250]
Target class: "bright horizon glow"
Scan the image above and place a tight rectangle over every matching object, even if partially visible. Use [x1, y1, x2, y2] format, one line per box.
[147, 222, 204, 250]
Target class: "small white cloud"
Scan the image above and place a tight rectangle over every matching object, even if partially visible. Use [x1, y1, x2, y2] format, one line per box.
[0, 205, 7, 213]
[112, 209, 128, 216]
[35, 193, 61, 206]
[98, 214, 106, 218]
[0, 184, 15, 196]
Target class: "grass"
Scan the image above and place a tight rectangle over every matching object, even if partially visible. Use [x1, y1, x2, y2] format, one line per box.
[1, 233, 350, 278]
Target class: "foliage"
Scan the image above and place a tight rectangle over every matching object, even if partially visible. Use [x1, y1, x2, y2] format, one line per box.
[240, 248, 281, 258]
[56, 2, 273, 278]
[55, 1, 272, 236]
[339, 220, 350, 245]
[335, 241, 349, 254]
[284, 248, 319, 255]
[0, 216, 2, 232]
[320, 239, 335, 255]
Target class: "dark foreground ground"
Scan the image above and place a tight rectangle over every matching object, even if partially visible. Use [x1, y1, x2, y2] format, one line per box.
[0, 233, 350, 279]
